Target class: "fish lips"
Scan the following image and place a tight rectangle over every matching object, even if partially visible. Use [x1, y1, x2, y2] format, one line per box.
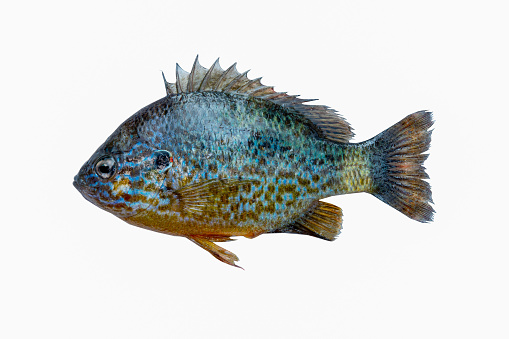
[73, 172, 96, 199]
[73, 175, 109, 211]
[73, 173, 88, 192]
[73, 175, 80, 190]
[73, 177, 93, 205]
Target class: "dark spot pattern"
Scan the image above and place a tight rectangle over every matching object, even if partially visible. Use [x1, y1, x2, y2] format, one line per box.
[75, 92, 375, 238]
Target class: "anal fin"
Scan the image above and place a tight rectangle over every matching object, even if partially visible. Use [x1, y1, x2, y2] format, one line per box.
[189, 236, 242, 269]
[273, 201, 343, 241]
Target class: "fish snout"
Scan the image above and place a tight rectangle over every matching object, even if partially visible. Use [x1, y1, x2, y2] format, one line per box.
[73, 174, 84, 191]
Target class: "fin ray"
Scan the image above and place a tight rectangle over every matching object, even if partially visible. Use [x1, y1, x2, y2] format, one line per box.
[369, 111, 434, 222]
[189, 237, 241, 268]
[174, 179, 259, 218]
[272, 201, 343, 241]
[199, 58, 223, 91]
[175, 63, 189, 94]
[214, 62, 239, 91]
[188, 55, 208, 92]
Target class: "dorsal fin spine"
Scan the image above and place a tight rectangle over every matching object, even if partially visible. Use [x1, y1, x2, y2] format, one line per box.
[199, 58, 222, 91]
[248, 85, 273, 96]
[264, 92, 288, 100]
[187, 56, 208, 92]
[237, 77, 262, 94]
[175, 63, 189, 94]
[214, 63, 238, 91]
[162, 71, 172, 96]
[187, 56, 200, 92]
[223, 70, 250, 92]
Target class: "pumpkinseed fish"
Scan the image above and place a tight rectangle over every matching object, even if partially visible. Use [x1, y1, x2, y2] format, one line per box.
[73, 56, 434, 267]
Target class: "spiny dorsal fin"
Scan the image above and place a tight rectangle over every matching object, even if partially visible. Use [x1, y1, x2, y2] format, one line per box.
[272, 201, 343, 241]
[162, 56, 354, 142]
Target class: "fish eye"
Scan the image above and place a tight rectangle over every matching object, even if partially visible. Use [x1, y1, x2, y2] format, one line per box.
[154, 150, 173, 170]
[95, 156, 117, 179]
[154, 150, 172, 170]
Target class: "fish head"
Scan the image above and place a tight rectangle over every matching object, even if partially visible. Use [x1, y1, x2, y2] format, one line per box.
[73, 134, 170, 219]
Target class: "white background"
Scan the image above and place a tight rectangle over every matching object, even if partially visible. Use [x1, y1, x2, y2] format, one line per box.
[1, 1, 508, 338]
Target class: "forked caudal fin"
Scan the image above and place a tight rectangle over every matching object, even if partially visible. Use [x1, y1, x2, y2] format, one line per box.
[368, 111, 434, 222]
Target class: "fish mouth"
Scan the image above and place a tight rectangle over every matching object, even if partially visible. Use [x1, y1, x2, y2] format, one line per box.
[73, 175, 79, 189]
[73, 175, 85, 192]
[73, 177, 100, 206]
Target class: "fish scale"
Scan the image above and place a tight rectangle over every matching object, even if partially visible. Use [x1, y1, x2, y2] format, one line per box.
[74, 56, 433, 268]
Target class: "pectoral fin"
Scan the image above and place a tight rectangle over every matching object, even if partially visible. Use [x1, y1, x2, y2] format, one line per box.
[189, 236, 242, 269]
[174, 179, 258, 218]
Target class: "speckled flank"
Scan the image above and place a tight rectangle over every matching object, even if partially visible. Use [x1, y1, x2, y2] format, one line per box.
[75, 92, 373, 234]
[117, 93, 371, 236]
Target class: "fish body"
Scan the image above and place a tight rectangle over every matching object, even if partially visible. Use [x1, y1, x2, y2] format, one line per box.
[74, 57, 433, 267]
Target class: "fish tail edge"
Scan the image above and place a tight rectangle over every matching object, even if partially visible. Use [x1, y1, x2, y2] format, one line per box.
[369, 111, 434, 222]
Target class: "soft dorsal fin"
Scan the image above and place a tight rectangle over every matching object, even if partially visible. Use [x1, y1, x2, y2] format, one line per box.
[162, 56, 354, 143]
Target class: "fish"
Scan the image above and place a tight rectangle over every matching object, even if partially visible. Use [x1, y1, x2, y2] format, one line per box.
[73, 56, 434, 268]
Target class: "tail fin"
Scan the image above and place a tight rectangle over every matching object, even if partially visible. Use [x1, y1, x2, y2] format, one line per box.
[369, 111, 434, 222]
